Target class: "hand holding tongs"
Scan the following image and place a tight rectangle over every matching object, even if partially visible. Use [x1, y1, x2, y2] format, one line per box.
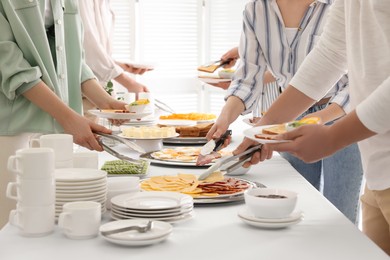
[154, 99, 176, 114]
[94, 131, 145, 164]
[197, 59, 233, 73]
[198, 144, 262, 180]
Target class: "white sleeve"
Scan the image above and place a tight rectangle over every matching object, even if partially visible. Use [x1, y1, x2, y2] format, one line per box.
[78, 0, 123, 82]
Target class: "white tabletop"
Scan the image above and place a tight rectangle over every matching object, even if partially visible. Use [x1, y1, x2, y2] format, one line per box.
[0, 119, 387, 260]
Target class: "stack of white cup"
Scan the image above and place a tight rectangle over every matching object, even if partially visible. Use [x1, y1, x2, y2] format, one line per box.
[30, 134, 74, 168]
[7, 148, 56, 237]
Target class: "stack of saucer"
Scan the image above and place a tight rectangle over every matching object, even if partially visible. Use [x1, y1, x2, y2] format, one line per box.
[110, 191, 193, 224]
[55, 168, 107, 219]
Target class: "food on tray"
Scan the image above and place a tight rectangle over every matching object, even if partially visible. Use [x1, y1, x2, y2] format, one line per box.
[175, 123, 214, 137]
[100, 109, 130, 113]
[159, 113, 216, 121]
[150, 147, 231, 163]
[255, 117, 321, 140]
[121, 126, 177, 138]
[140, 172, 251, 197]
[101, 160, 149, 175]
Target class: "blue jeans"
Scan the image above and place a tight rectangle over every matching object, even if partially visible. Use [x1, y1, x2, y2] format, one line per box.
[281, 105, 364, 224]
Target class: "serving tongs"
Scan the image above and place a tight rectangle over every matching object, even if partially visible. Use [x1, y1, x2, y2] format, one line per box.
[198, 144, 262, 180]
[155, 99, 176, 114]
[197, 59, 233, 73]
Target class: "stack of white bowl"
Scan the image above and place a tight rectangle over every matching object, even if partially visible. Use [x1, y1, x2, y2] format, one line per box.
[7, 148, 56, 237]
[55, 168, 107, 219]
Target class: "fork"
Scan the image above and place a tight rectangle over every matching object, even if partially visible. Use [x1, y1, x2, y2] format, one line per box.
[101, 220, 153, 236]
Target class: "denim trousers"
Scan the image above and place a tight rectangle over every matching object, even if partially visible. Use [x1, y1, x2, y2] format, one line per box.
[280, 105, 364, 224]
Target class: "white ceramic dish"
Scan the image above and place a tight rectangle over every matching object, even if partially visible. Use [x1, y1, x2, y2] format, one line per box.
[110, 191, 193, 210]
[110, 210, 194, 224]
[88, 110, 152, 120]
[100, 219, 172, 246]
[55, 168, 107, 182]
[238, 214, 302, 229]
[243, 125, 292, 144]
[238, 207, 303, 223]
[111, 206, 193, 218]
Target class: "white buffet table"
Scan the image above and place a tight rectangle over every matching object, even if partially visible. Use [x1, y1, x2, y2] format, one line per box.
[0, 119, 388, 260]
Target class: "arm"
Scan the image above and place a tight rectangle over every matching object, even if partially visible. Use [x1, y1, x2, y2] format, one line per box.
[23, 81, 110, 151]
[114, 73, 149, 93]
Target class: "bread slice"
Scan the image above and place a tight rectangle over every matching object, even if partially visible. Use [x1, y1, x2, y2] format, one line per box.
[262, 124, 286, 135]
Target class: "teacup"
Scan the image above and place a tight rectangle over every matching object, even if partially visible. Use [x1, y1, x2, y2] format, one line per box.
[58, 201, 101, 239]
[9, 203, 55, 237]
[30, 134, 74, 164]
[6, 178, 55, 206]
[7, 147, 55, 179]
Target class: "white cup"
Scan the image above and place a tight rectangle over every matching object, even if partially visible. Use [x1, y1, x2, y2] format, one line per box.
[30, 134, 74, 163]
[7, 147, 55, 179]
[6, 178, 55, 206]
[58, 201, 101, 239]
[138, 92, 154, 115]
[9, 204, 55, 237]
[72, 151, 99, 169]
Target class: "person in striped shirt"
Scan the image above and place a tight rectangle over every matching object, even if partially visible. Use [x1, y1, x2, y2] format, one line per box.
[207, 0, 363, 224]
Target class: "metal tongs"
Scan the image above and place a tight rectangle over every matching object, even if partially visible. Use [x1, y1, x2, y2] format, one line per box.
[155, 99, 176, 114]
[198, 144, 262, 180]
[94, 132, 145, 164]
[197, 59, 233, 73]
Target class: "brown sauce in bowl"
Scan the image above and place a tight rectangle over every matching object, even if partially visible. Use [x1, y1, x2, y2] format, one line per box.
[255, 194, 287, 199]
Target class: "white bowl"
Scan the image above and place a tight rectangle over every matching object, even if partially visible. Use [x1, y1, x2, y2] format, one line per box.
[133, 139, 163, 153]
[125, 104, 148, 114]
[244, 188, 297, 219]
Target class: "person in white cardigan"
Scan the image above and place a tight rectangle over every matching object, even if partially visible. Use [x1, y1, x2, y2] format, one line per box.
[78, 0, 150, 120]
[233, 0, 390, 255]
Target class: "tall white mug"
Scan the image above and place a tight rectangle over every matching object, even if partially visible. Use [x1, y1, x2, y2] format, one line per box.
[58, 201, 101, 240]
[30, 134, 74, 167]
[7, 147, 55, 179]
[9, 204, 55, 237]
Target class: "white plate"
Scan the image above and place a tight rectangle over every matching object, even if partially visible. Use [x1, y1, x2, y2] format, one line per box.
[88, 110, 152, 120]
[198, 77, 231, 84]
[55, 168, 107, 182]
[56, 189, 107, 198]
[55, 182, 107, 191]
[112, 204, 193, 214]
[111, 206, 193, 218]
[110, 191, 193, 210]
[100, 219, 172, 240]
[238, 214, 303, 229]
[56, 194, 106, 203]
[111, 210, 194, 224]
[158, 120, 197, 127]
[117, 133, 179, 140]
[102, 233, 169, 246]
[238, 207, 304, 223]
[243, 125, 292, 144]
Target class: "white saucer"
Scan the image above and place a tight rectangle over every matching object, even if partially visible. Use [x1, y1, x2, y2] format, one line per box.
[88, 110, 152, 120]
[238, 207, 303, 223]
[100, 219, 172, 246]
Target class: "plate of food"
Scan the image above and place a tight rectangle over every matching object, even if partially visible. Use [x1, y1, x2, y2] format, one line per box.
[139, 147, 231, 166]
[119, 126, 179, 140]
[159, 113, 217, 124]
[140, 172, 256, 204]
[162, 122, 213, 145]
[88, 109, 152, 120]
[100, 159, 150, 178]
[243, 117, 320, 144]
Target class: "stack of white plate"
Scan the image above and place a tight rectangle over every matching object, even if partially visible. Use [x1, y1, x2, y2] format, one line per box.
[110, 191, 194, 224]
[100, 219, 173, 246]
[55, 168, 107, 219]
